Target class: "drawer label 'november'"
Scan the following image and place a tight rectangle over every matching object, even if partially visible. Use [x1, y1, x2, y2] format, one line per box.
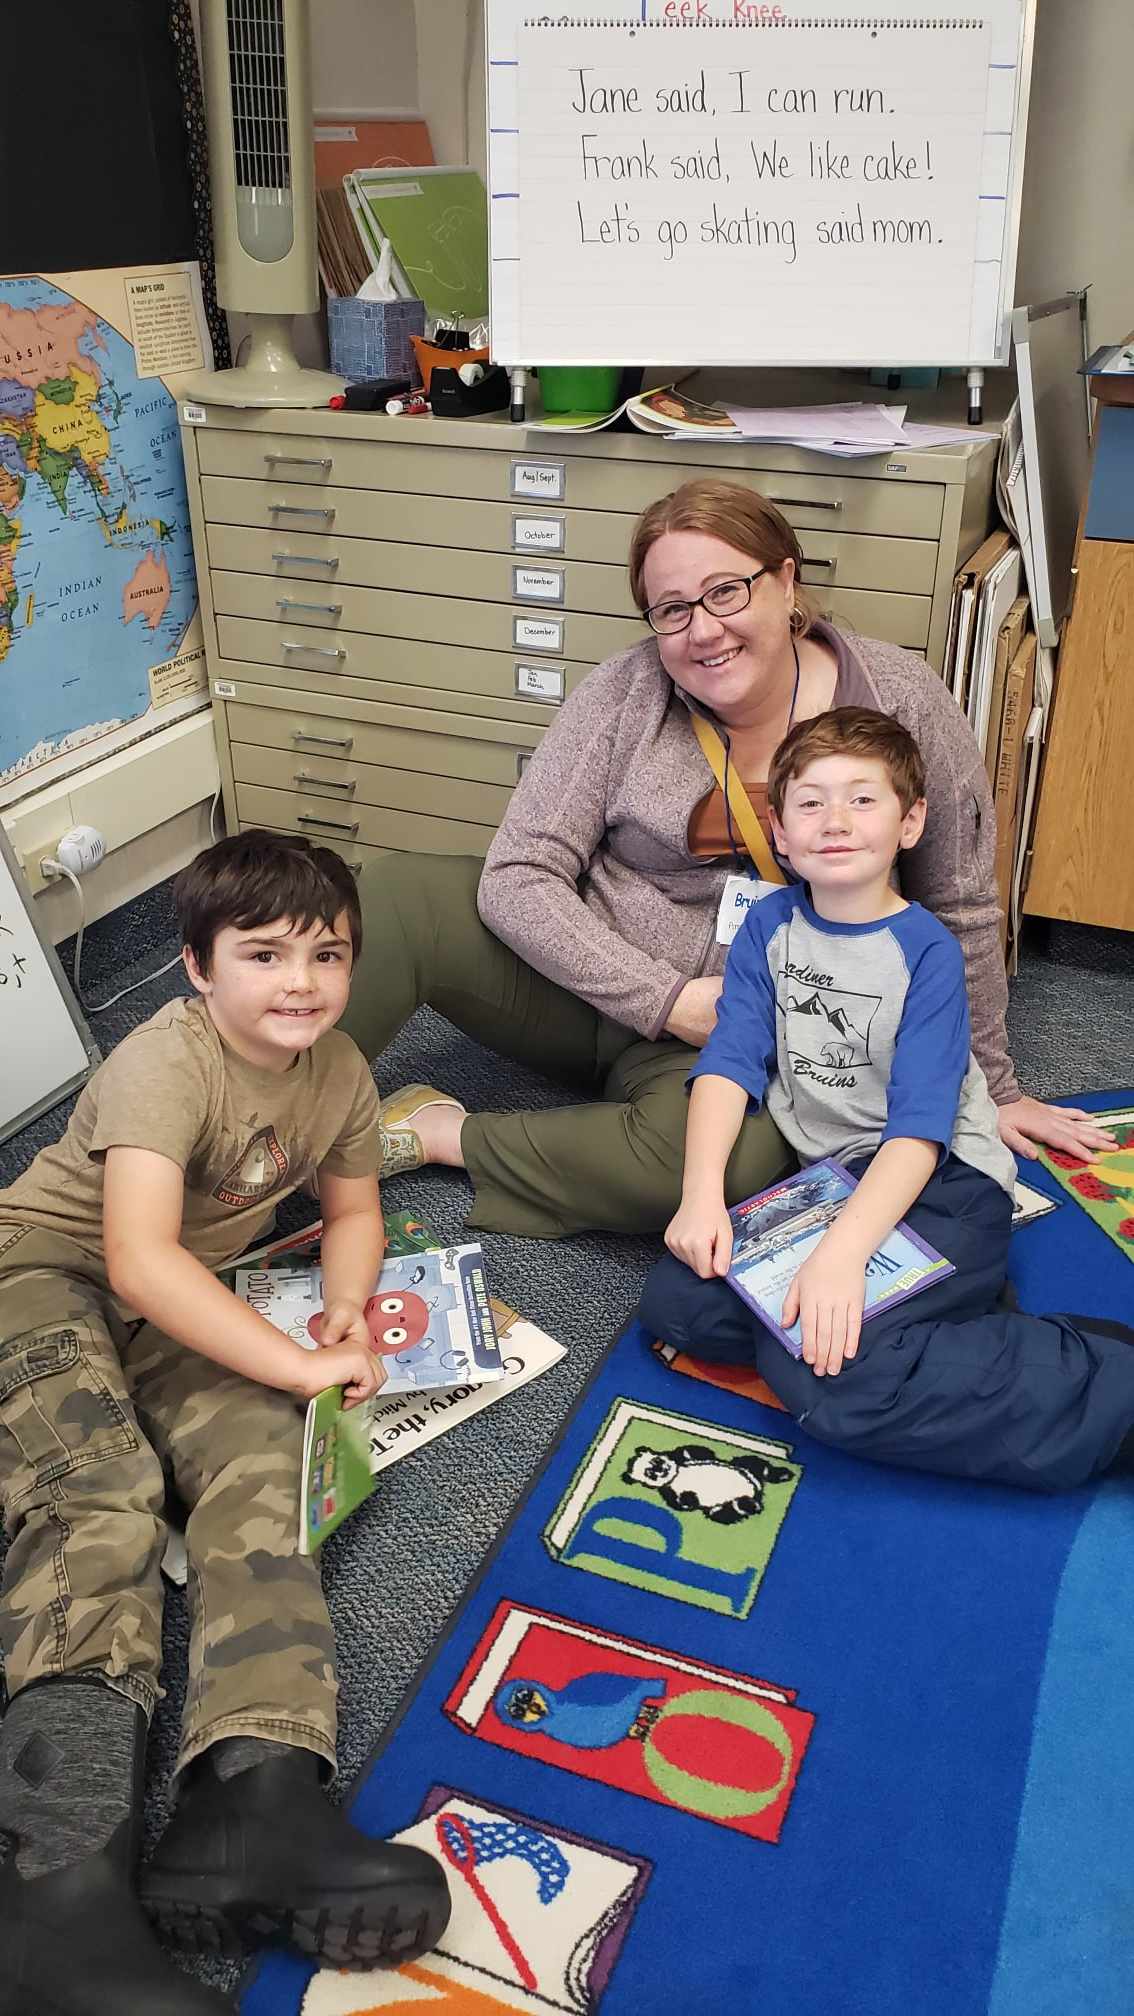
[515, 661, 565, 702]
[513, 615, 564, 652]
[512, 564, 565, 605]
[513, 514, 565, 553]
[510, 460, 565, 501]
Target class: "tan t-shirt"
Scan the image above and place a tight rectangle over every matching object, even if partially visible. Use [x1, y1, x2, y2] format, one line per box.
[0, 995, 382, 1287]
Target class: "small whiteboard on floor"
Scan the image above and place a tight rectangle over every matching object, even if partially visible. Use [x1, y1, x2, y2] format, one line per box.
[0, 823, 100, 1145]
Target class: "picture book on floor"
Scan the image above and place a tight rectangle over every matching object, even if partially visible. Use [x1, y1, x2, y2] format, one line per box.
[1039, 1106, 1134, 1263]
[726, 1160, 954, 1358]
[296, 1289, 565, 1553]
[221, 1212, 565, 1554]
[235, 1235, 502, 1396]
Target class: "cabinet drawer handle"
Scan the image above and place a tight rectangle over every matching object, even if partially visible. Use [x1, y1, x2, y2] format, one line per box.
[345, 861, 363, 875]
[294, 769, 357, 794]
[297, 813, 359, 836]
[276, 597, 342, 618]
[269, 502, 336, 523]
[801, 555, 836, 571]
[264, 454, 332, 472]
[281, 641, 346, 664]
[292, 730, 354, 751]
[769, 493, 843, 513]
[273, 551, 339, 573]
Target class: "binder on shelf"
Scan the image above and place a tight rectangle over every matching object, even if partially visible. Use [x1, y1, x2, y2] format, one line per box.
[983, 594, 1030, 784]
[944, 528, 1015, 711]
[992, 632, 1037, 955]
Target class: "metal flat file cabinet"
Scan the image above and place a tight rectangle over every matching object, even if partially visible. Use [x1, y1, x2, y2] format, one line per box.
[180, 405, 997, 894]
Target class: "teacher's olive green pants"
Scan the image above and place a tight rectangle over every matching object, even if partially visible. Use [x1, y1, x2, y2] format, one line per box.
[341, 854, 790, 1239]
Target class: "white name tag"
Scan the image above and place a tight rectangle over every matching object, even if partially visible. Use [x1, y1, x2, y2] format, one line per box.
[716, 873, 781, 945]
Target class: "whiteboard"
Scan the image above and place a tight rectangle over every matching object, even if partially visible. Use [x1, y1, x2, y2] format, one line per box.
[0, 823, 100, 1145]
[487, 3, 1037, 368]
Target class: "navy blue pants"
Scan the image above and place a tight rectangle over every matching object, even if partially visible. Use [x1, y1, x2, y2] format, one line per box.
[637, 1155, 1134, 1492]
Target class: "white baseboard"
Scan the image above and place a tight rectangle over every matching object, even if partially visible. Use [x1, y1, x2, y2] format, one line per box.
[1, 714, 221, 943]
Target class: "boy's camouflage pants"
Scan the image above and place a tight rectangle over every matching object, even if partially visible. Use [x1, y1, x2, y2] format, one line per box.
[0, 1224, 338, 1776]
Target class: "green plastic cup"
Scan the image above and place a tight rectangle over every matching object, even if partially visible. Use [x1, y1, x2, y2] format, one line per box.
[537, 365, 623, 413]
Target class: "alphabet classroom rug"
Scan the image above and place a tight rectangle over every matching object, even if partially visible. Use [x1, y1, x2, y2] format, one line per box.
[241, 1096, 1134, 2016]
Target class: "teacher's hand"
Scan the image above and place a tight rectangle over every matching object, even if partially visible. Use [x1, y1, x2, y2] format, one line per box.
[997, 1094, 1116, 1164]
[664, 977, 724, 1048]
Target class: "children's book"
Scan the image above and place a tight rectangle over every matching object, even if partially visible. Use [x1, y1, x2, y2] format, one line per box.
[725, 1159, 954, 1358]
[1039, 1106, 1134, 1263]
[1012, 1177, 1059, 1227]
[235, 1239, 503, 1397]
[297, 1293, 564, 1553]
[526, 383, 733, 436]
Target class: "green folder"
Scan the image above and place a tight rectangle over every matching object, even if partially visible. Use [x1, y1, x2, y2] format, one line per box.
[349, 167, 489, 324]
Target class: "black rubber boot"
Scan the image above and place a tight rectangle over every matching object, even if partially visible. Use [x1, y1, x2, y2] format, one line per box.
[140, 1747, 451, 1970]
[0, 1819, 234, 2015]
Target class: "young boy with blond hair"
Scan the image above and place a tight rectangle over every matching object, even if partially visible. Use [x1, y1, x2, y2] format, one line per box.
[0, 831, 448, 2015]
[640, 708, 1134, 1491]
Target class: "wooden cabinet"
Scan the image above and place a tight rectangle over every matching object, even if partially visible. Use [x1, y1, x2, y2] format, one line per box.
[1026, 403, 1134, 931]
[180, 406, 997, 865]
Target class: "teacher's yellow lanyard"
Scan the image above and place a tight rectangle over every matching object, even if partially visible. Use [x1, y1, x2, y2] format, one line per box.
[690, 713, 787, 887]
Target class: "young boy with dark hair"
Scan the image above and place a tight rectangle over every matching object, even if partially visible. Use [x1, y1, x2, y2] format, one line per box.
[0, 831, 449, 2015]
[639, 708, 1134, 1491]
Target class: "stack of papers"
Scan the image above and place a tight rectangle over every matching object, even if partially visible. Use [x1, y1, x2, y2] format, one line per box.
[722, 402, 996, 457]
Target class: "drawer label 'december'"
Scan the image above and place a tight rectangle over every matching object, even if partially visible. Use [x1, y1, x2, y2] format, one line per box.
[513, 614, 564, 653]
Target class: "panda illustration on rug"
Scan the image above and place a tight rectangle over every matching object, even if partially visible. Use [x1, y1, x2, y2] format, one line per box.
[623, 1443, 795, 1523]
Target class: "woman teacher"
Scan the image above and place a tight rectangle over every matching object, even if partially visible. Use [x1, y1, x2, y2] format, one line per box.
[347, 479, 1110, 1236]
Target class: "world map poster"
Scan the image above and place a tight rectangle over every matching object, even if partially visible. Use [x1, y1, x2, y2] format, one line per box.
[0, 264, 211, 797]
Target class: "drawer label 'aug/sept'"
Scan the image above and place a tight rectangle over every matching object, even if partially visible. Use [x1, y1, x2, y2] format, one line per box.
[512, 514, 565, 553]
[510, 460, 565, 501]
[515, 661, 565, 702]
[514, 615, 564, 653]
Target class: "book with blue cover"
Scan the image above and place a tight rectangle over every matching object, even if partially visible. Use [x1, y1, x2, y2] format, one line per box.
[725, 1159, 955, 1358]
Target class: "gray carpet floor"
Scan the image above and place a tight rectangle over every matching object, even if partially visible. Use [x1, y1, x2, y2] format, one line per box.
[1, 882, 1131, 2000]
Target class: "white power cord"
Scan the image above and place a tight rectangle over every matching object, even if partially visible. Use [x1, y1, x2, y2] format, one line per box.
[41, 854, 183, 1017]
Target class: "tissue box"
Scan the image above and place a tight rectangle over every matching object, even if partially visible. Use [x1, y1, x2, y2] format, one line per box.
[327, 295, 426, 381]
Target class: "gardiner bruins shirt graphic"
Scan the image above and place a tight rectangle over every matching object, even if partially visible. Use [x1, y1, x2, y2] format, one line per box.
[213, 1126, 290, 1207]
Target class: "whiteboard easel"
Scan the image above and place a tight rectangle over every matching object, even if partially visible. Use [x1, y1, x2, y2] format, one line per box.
[0, 823, 100, 1145]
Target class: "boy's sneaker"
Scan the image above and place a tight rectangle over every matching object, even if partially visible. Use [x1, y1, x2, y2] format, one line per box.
[140, 1749, 450, 1970]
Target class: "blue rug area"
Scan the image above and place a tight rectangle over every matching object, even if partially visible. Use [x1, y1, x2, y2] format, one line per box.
[240, 1097, 1134, 2016]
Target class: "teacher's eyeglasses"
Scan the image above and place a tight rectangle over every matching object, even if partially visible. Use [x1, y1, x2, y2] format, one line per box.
[643, 568, 770, 636]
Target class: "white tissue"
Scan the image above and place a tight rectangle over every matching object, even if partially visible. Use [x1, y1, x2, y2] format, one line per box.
[356, 240, 399, 302]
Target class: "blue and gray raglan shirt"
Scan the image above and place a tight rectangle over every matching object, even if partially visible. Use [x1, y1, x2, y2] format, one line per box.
[690, 884, 1017, 1197]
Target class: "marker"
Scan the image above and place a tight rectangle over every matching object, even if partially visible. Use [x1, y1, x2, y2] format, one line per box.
[509, 365, 527, 424]
[386, 392, 429, 416]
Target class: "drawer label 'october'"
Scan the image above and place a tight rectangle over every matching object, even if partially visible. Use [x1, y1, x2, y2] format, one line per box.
[513, 565, 565, 605]
[510, 460, 565, 501]
[515, 661, 565, 702]
[514, 615, 564, 652]
[513, 514, 565, 553]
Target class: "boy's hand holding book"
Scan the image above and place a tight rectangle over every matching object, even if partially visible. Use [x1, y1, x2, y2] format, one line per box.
[780, 1230, 867, 1379]
[665, 1189, 735, 1279]
[302, 1297, 388, 1408]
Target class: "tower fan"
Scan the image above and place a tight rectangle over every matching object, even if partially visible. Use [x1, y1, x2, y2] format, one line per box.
[186, 0, 344, 406]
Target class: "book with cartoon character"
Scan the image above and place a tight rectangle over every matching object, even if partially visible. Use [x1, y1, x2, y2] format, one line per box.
[236, 1239, 503, 1397]
[234, 1222, 511, 1553]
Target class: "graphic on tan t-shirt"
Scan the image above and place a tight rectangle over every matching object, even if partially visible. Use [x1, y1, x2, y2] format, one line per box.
[212, 1126, 290, 1208]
